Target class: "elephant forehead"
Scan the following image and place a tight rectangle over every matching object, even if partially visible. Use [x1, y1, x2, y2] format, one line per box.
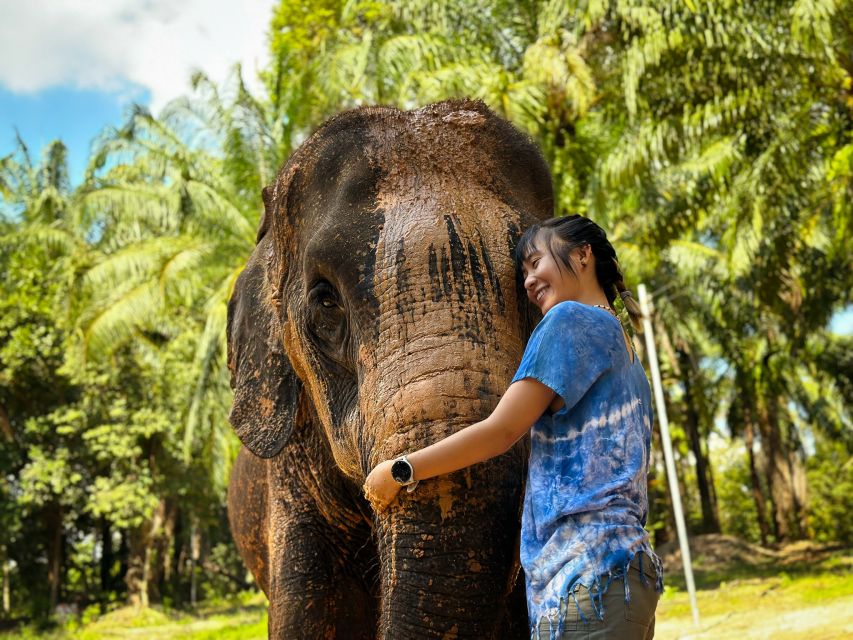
[372, 186, 520, 296]
[364, 194, 526, 370]
[358, 194, 529, 454]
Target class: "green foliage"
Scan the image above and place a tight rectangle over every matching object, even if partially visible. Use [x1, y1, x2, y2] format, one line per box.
[713, 442, 763, 544]
[806, 439, 853, 544]
[199, 542, 254, 602]
[1, 127, 247, 622]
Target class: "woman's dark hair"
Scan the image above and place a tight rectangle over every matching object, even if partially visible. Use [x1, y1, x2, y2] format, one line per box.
[515, 215, 643, 331]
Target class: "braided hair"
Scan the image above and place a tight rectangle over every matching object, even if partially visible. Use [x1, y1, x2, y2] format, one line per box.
[515, 215, 643, 331]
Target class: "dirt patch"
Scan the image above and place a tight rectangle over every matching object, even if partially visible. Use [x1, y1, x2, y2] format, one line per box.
[656, 534, 850, 577]
[657, 534, 776, 575]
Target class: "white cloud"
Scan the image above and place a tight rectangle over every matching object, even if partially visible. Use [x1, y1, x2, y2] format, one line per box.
[0, 0, 274, 110]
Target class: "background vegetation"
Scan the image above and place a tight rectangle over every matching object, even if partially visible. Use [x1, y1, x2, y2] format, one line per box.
[1, 0, 850, 632]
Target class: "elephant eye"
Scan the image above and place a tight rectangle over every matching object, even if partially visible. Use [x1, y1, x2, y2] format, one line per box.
[309, 280, 341, 310]
[306, 280, 349, 359]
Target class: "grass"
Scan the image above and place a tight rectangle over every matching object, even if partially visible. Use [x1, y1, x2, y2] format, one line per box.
[656, 544, 853, 640]
[0, 592, 268, 640]
[2, 543, 850, 639]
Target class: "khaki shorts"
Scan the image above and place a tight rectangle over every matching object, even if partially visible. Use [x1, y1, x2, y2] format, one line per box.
[536, 555, 660, 639]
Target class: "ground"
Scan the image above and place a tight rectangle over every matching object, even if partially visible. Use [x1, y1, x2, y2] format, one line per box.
[655, 534, 852, 640]
[1, 536, 850, 639]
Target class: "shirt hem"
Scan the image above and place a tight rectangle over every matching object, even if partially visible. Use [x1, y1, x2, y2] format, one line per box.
[528, 549, 664, 640]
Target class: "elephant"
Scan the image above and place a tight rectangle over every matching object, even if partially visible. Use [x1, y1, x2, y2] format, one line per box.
[226, 99, 553, 639]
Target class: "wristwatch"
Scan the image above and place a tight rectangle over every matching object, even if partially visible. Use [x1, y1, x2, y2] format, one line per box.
[390, 456, 419, 492]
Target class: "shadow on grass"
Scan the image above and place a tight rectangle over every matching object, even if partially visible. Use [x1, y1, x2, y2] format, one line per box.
[659, 536, 851, 591]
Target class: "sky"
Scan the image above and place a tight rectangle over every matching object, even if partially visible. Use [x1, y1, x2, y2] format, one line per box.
[0, 0, 275, 184]
[830, 307, 853, 335]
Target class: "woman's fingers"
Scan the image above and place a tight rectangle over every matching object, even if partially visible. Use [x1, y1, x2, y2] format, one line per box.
[364, 485, 392, 511]
[363, 460, 401, 512]
[363, 484, 389, 511]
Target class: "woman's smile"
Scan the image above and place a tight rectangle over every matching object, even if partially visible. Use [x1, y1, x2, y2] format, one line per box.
[522, 243, 579, 313]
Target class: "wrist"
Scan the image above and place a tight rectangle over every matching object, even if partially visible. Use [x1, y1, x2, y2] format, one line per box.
[390, 455, 419, 492]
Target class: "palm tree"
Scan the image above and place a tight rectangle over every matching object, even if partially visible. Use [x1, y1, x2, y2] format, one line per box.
[0, 137, 88, 612]
[78, 68, 277, 485]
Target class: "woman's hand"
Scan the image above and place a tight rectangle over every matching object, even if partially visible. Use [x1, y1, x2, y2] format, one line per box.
[363, 460, 401, 512]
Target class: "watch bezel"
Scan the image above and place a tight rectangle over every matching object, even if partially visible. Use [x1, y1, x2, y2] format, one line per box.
[390, 456, 413, 485]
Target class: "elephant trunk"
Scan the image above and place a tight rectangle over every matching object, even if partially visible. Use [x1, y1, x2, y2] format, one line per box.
[374, 454, 526, 639]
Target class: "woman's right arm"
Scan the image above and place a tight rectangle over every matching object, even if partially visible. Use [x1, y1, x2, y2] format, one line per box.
[364, 378, 555, 510]
[406, 378, 554, 478]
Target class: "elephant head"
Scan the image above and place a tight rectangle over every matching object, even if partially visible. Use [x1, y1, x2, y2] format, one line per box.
[227, 100, 552, 638]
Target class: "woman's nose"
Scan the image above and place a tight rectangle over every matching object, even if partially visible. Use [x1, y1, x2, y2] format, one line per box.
[524, 273, 536, 290]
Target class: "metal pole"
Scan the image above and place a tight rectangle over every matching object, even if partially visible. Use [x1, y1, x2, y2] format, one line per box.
[2, 547, 9, 615]
[638, 284, 700, 627]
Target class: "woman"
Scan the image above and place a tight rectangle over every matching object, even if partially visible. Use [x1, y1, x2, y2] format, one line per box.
[364, 215, 663, 639]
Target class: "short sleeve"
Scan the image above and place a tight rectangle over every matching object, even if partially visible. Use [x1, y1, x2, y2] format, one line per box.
[511, 302, 616, 412]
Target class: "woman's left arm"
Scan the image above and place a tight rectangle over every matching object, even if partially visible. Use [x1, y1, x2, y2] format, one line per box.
[364, 378, 555, 511]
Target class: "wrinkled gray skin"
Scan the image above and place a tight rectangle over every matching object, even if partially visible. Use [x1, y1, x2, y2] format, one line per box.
[226, 100, 552, 639]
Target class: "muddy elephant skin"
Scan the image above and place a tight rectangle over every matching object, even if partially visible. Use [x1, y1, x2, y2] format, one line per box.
[227, 100, 553, 639]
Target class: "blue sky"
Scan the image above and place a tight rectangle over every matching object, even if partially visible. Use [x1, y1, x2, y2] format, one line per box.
[0, 85, 148, 185]
[830, 306, 853, 335]
[0, 0, 274, 185]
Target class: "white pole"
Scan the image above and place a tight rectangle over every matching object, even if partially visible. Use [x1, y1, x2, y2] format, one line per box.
[638, 284, 700, 627]
[2, 548, 9, 615]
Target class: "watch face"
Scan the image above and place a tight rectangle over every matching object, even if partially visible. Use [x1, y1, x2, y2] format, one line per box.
[391, 459, 412, 484]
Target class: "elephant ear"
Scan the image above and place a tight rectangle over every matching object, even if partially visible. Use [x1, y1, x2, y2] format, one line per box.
[227, 234, 301, 458]
[256, 185, 274, 243]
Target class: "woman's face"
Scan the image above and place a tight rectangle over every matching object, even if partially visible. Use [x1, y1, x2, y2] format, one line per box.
[520, 231, 584, 314]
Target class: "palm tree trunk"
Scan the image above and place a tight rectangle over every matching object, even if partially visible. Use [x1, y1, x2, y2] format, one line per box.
[755, 395, 807, 541]
[753, 397, 782, 540]
[786, 424, 809, 538]
[742, 408, 770, 546]
[126, 501, 166, 608]
[679, 349, 720, 533]
[100, 519, 113, 595]
[684, 404, 719, 532]
[126, 529, 148, 608]
[190, 520, 200, 607]
[47, 505, 63, 613]
[172, 512, 187, 606]
[0, 402, 12, 442]
[156, 501, 177, 598]
[118, 530, 128, 598]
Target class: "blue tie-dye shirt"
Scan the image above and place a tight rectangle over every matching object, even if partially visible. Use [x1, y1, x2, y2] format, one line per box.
[511, 301, 662, 636]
